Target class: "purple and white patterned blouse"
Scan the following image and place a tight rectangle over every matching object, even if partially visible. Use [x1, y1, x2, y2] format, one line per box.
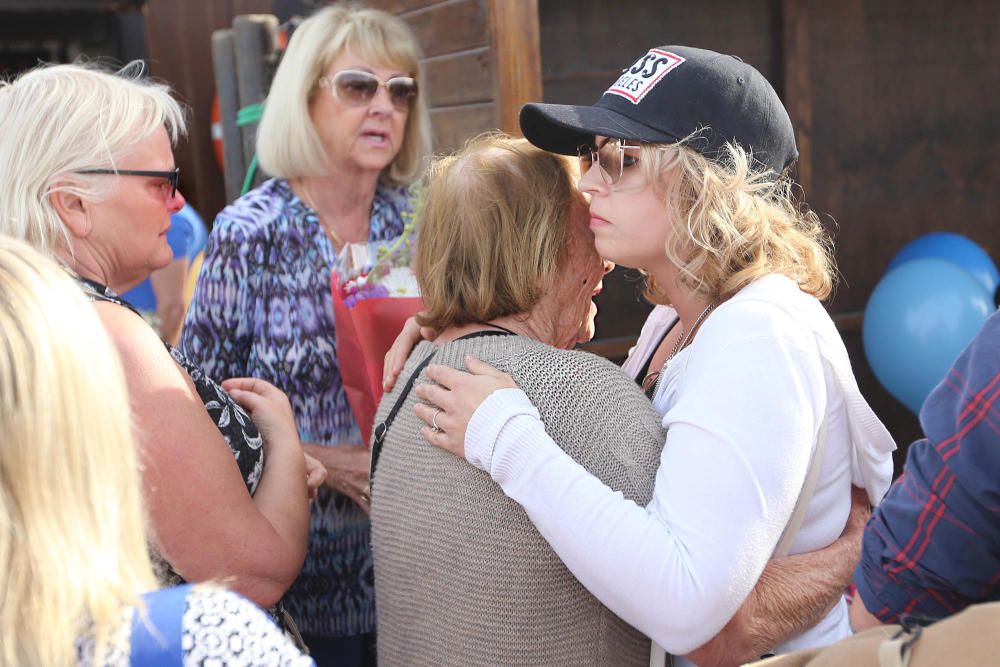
[180, 177, 411, 637]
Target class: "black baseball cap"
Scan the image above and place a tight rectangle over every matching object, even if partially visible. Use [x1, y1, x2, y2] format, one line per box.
[520, 45, 798, 175]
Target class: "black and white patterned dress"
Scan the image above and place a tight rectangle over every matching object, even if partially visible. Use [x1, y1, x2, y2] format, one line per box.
[76, 587, 315, 666]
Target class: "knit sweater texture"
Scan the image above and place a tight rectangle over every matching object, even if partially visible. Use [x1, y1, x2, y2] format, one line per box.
[371, 334, 665, 666]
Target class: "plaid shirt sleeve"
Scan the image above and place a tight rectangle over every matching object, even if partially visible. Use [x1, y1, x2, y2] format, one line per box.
[854, 310, 1000, 623]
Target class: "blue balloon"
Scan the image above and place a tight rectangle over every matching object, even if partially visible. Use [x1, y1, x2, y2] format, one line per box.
[864, 258, 993, 414]
[887, 232, 999, 296]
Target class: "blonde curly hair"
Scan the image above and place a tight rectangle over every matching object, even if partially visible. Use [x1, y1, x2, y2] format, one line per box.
[641, 138, 836, 304]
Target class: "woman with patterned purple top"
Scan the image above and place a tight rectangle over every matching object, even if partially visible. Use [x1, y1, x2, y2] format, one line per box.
[181, 5, 431, 664]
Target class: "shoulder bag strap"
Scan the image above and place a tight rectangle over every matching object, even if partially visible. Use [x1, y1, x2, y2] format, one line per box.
[129, 584, 191, 667]
[370, 351, 436, 486]
[370, 330, 515, 487]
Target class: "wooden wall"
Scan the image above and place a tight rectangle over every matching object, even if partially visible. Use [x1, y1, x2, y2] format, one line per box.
[364, 0, 540, 151]
[141, 0, 997, 449]
[541, 0, 1000, 452]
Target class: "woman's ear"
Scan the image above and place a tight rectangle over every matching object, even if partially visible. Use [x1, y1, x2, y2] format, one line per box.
[50, 186, 93, 239]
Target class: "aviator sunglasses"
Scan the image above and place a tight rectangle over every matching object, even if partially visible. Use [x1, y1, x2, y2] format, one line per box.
[577, 138, 642, 186]
[76, 167, 180, 199]
[318, 69, 419, 111]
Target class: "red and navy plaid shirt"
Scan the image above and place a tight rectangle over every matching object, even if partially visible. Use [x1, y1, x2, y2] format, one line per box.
[855, 309, 1000, 622]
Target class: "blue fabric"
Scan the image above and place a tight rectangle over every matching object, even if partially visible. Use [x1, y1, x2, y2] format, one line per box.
[122, 204, 208, 310]
[180, 178, 411, 638]
[855, 309, 1000, 622]
[129, 585, 191, 666]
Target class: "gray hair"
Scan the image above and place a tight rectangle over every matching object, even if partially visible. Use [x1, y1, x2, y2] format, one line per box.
[0, 61, 186, 256]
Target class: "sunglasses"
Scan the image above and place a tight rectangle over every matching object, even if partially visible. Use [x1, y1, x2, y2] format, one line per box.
[577, 139, 642, 186]
[76, 167, 180, 199]
[318, 69, 418, 111]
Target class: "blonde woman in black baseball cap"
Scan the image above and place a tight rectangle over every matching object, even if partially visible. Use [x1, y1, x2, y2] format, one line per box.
[401, 46, 896, 665]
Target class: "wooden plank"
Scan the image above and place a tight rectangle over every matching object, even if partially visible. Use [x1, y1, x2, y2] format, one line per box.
[422, 48, 492, 108]
[232, 13, 279, 192]
[428, 102, 495, 153]
[231, 0, 274, 15]
[181, 0, 233, 216]
[143, 0, 254, 221]
[144, 0, 218, 218]
[487, 0, 542, 135]
[364, 0, 441, 14]
[539, 0, 780, 102]
[3, 0, 144, 9]
[403, 0, 489, 59]
[796, 0, 1000, 316]
[781, 0, 813, 197]
[212, 29, 245, 203]
[832, 310, 863, 334]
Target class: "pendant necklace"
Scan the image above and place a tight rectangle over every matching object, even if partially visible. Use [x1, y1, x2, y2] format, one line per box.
[649, 299, 718, 398]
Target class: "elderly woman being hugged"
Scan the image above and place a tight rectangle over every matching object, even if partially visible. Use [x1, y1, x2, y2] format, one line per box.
[370, 134, 662, 666]
[181, 4, 431, 660]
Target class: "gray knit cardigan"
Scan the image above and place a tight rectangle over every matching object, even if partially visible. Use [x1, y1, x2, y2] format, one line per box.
[371, 334, 666, 666]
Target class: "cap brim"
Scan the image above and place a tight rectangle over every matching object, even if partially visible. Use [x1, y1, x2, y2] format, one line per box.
[519, 102, 681, 155]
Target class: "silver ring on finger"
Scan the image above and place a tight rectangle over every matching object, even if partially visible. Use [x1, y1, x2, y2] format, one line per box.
[431, 407, 443, 433]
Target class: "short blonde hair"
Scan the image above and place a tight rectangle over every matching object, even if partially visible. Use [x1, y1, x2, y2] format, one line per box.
[0, 62, 186, 258]
[416, 133, 581, 331]
[257, 3, 432, 186]
[0, 236, 156, 666]
[643, 140, 835, 302]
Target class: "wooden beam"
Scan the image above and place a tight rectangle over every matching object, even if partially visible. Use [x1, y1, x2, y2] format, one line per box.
[781, 0, 812, 196]
[487, 0, 542, 136]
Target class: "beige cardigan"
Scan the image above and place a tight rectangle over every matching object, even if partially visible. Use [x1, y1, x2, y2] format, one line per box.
[371, 333, 665, 667]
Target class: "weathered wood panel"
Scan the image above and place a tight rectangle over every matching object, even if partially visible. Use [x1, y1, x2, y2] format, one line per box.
[428, 103, 494, 153]
[374, 0, 545, 149]
[422, 47, 492, 107]
[363, 0, 440, 15]
[487, 0, 541, 135]
[802, 0, 1000, 314]
[792, 0, 1000, 446]
[403, 0, 489, 59]
[540, 0, 780, 105]
[781, 0, 813, 197]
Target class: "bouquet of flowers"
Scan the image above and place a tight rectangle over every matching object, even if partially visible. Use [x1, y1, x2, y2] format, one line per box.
[331, 191, 424, 446]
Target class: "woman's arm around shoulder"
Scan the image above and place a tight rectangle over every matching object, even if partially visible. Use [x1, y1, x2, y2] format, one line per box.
[417, 309, 825, 653]
[96, 301, 309, 607]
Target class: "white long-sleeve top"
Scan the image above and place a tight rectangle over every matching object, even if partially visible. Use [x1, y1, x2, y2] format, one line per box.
[463, 275, 895, 660]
